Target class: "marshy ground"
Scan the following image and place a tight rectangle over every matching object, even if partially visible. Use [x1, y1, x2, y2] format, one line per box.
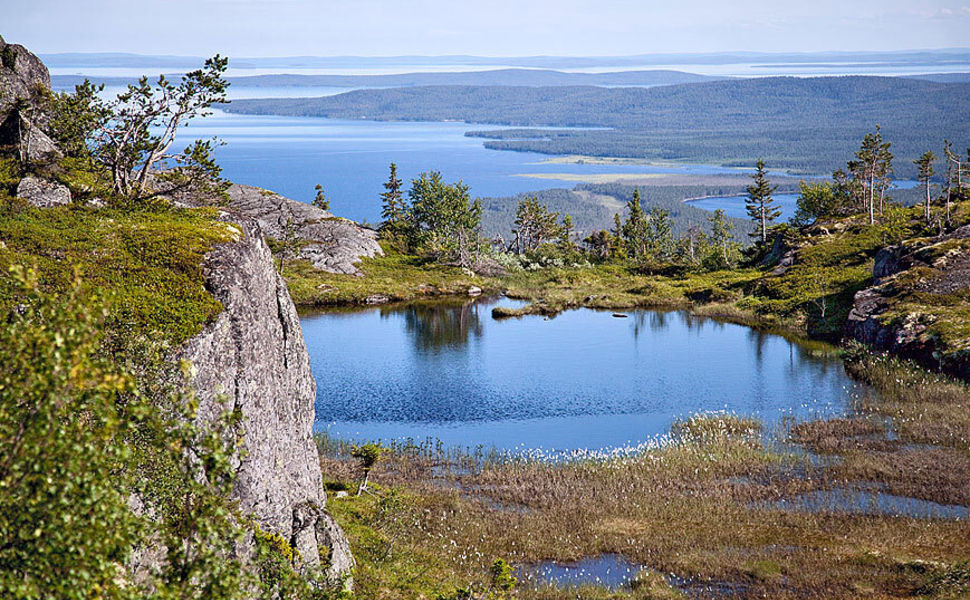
[316, 350, 970, 600]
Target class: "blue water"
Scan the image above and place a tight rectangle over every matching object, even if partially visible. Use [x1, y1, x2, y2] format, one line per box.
[687, 194, 800, 221]
[173, 110, 779, 223]
[771, 487, 969, 519]
[304, 297, 865, 452]
[688, 180, 921, 221]
[519, 554, 644, 590]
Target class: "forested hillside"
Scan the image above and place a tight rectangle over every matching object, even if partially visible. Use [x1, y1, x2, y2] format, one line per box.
[480, 183, 755, 239]
[227, 76, 970, 177]
[52, 68, 723, 90]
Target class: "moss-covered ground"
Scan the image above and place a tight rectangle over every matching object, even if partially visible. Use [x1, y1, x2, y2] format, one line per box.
[319, 364, 970, 599]
[0, 195, 238, 346]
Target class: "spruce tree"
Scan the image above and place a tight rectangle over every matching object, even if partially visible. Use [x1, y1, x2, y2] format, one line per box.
[745, 158, 780, 244]
[380, 162, 405, 224]
[914, 151, 936, 223]
[312, 184, 330, 211]
[622, 188, 650, 258]
[708, 208, 737, 268]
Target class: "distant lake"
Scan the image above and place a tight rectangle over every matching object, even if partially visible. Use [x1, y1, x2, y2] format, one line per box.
[171, 110, 774, 223]
[687, 180, 921, 221]
[52, 83, 920, 224]
[687, 193, 800, 221]
[303, 298, 867, 453]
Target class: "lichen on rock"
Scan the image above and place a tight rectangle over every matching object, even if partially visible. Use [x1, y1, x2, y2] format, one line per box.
[178, 212, 354, 584]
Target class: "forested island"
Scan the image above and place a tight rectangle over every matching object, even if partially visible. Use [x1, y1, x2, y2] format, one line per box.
[227, 76, 970, 177]
[51, 68, 725, 90]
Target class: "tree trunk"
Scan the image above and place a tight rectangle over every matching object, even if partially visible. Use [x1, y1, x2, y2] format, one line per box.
[868, 172, 875, 225]
[760, 207, 767, 244]
[356, 470, 370, 497]
[925, 180, 932, 223]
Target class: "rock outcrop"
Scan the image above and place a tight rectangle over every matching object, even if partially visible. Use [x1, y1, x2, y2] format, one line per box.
[0, 36, 60, 162]
[179, 212, 354, 582]
[16, 175, 71, 207]
[222, 184, 382, 275]
[846, 225, 970, 378]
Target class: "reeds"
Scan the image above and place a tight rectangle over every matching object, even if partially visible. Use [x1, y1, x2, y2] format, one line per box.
[319, 406, 970, 599]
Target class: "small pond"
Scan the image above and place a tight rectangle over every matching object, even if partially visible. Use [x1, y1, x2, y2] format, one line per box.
[302, 297, 869, 453]
[518, 554, 643, 590]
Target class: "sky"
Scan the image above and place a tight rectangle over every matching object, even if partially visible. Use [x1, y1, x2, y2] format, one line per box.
[3, 0, 970, 57]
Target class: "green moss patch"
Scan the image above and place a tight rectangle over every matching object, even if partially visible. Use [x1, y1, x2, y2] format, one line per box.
[0, 201, 238, 346]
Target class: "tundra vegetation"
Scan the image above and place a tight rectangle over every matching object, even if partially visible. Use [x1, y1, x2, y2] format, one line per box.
[0, 57, 347, 599]
[294, 131, 970, 599]
[5, 44, 970, 600]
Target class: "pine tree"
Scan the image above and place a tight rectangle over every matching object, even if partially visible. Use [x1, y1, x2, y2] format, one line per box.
[851, 126, 893, 225]
[512, 196, 563, 253]
[312, 184, 330, 211]
[380, 162, 404, 223]
[914, 151, 936, 223]
[708, 208, 737, 269]
[745, 158, 780, 244]
[621, 188, 650, 258]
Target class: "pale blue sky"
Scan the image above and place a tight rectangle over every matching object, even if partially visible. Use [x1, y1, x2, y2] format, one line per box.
[4, 0, 970, 56]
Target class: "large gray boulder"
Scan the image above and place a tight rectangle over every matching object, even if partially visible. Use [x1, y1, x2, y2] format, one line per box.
[0, 37, 59, 162]
[223, 184, 382, 275]
[179, 213, 354, 583]
[16, 175, 71, 207]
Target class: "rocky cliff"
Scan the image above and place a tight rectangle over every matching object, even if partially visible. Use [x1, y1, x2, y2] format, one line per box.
[179, 211, 354, 581]
[1, 38, 356, 585]
[0, 34, 60, 162]
[846, 224, 970, 379]
[180, 183, 382, 275]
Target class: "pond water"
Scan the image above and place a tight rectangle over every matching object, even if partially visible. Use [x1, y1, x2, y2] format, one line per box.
[518, 554, 643, 590]
[770, 487, 969, 519]
[304, 297, 867, 453]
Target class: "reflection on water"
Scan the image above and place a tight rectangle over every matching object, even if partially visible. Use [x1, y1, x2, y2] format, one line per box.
[518, 554, 643, 590]
[770, 487, 969, 519]
[302, 297, 868, 451]
[392, 298, 484, 352]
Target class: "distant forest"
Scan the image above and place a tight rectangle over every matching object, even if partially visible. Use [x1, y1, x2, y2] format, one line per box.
[51, 69, 722, 90]
[479, 179, 927, 241]
[227, 76, 970, 178]
[479, 184, 757, 242]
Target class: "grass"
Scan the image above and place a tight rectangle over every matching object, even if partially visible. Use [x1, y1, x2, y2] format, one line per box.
[284, 251, 501, 306]
[0, 196, 238, 346]
[319, 400, 970, 600]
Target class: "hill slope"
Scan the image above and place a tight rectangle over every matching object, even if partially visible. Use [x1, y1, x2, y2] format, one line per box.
[227, 77, 970, 177]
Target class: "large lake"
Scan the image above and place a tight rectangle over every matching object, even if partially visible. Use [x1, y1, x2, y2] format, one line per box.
[175, 110, 779, 223]
[56, 83, 916, 223]
[303, 297, 866, 453]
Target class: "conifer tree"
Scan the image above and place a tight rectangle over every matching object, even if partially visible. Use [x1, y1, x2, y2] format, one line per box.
[745, 158, 780, 244]
[312, 184, 330, 211]
[914, 151, 936, 223]
[380, 162, 405, 223]
[646, 206, 674, 259]
[708, 208, 738, 268]
[621, 188, 650, 258]
[851, 126, 893, 224]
